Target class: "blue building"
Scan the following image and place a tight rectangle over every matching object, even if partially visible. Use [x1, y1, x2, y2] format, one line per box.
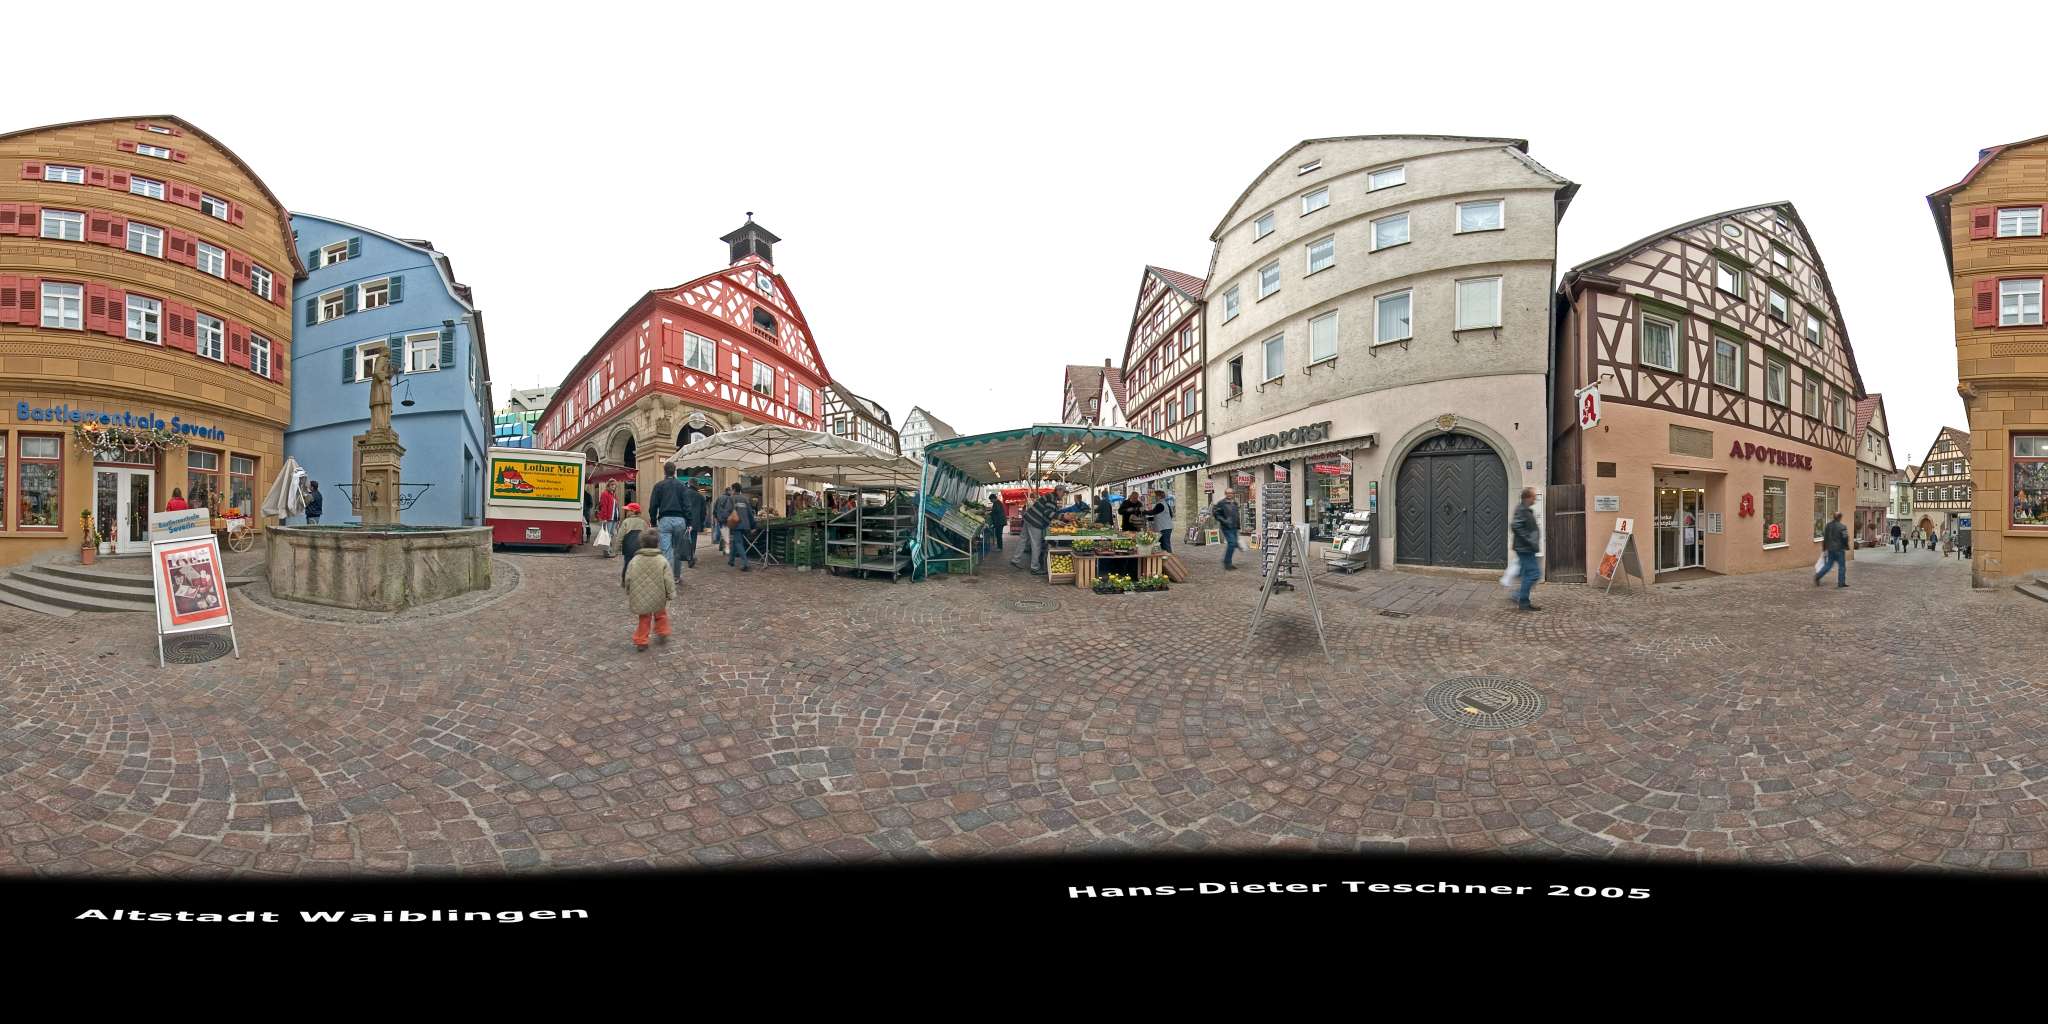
[284, 214, 492, 525]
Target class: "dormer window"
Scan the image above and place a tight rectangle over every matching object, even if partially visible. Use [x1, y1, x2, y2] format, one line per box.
[752, 307, 778, 335]
[1297, 159, 1320, 175]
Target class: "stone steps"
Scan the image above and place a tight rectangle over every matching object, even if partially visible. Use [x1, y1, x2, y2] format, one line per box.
[0, 585, 77, 617]
[0, 560, 258, 616]
[2021, 580, 2048, 605]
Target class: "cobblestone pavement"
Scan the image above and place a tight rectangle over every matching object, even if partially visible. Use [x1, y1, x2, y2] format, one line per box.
[2, 534, 2044, 878]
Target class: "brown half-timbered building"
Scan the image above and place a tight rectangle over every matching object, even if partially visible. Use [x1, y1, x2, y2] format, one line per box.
[1908, 426, 1973, 537]
[1117, 265, 1206, 510]
[1553, 202, 1864, 581]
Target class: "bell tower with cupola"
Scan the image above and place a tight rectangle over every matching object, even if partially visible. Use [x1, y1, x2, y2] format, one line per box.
[720, 213, 780, 269]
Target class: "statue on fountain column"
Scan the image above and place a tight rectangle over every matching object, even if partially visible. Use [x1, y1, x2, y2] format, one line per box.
[368, 342, 395, 435]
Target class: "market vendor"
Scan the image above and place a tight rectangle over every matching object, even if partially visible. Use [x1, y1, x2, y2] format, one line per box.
[1092, 491, 1114, 526]
[1118, 493, 1147, 532]
[1058, 493, 1090, 517]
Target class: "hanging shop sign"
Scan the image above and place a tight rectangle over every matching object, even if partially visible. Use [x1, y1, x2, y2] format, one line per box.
[1237, 421, 1333, 458]
[14, 401, 225, 441]
[1728, 440, 1813, 470]
[1233, 472, 1253, 486]
[1272, 464, 1290, 483]
[1738, 493, 1755, 517]
[1575, 384, 1602, 430]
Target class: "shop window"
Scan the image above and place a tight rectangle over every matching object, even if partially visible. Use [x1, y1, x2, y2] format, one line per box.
[1762, 478, 1787, 546]
[2014, 435, 2048, 527]
[230, 455, 256, 515]
[1813, 484, 1839, 541]
[17, 434, 62, 528]
[188, 449, 222, 509]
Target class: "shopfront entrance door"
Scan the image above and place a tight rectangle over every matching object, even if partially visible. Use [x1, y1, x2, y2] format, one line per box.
[1655, 486, 1705, 573]
[94, 467, 155, 555]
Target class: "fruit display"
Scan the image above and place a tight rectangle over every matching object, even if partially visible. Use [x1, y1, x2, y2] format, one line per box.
[1049, 554, 1074, 574]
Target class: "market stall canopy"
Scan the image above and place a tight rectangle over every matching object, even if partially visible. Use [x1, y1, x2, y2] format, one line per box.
[919, 425, 1206, 505]
[666, 425, 922, 489]
[587, 463, 637, 485]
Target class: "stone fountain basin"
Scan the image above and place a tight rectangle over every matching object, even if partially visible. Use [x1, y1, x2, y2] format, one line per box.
[266, 525, 493, 612]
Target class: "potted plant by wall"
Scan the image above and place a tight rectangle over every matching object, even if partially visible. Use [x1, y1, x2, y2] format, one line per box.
[79, 511, 98, 565]
[1071, 538, 1098, 555]
[1132, 531, 1160, 556]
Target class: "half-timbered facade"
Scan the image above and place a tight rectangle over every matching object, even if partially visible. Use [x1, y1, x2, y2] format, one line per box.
[823, 383, 897, 454]
[900, 406, 957, 464]
[1062, 363, 1111, 425]
[535, 217, 832, 512]
[1929, 136, 2048, 583]
[1909, 427, 1972, 536]
[1118, 266, 1206, 510]
[1852, 394, 1896, 546]
[1554, 202, 1865, 581]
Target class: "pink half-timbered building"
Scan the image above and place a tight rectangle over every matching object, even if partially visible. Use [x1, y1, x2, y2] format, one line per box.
[536, 217, 833, 511]
[1553, 202, 1866, 582]
[1118, 266, 1207, 506]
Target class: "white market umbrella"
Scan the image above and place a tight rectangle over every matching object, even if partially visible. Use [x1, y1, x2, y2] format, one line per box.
[669, 425, 922, 491]
[261, 457, 307, 520]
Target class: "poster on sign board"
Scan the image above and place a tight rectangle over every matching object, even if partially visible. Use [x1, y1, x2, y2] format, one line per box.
[1597, 518, 1644, 591]
[151, 535, 232, 634]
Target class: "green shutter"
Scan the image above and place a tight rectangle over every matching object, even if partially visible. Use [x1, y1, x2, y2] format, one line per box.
[342, 344, 356, 383]
[304, 248, 318, 269]
[347, 237, 361, 259]
[388, 336, 405, 375]
[303, 297, 316, 326]
[440, 326, 455, 370]
[387, 275, 403, 304]
[343, 286, 357, 315]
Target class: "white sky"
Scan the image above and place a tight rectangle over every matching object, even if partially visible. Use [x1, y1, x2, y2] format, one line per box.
[16, 0, 2048, 468]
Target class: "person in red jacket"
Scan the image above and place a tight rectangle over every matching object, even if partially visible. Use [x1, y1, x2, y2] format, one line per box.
[165, 488, 190, 512]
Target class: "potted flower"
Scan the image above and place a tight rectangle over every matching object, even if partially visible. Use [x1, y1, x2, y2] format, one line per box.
[1132, 531, 1160, 556]
[1134, 574, 1170, 593]
[1110, 536, 1137, 555]
[79, 510, 98, 565]
[1094, 572, 1135, 595]
[1070, 538, 1097, 555]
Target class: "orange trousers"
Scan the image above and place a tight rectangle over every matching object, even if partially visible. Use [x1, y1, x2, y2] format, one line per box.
[633, 608, 672, 646]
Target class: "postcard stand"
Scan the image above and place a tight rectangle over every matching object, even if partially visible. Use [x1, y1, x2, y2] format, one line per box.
[149, 534, 241, 668]
[1246, 523, 1331, 663]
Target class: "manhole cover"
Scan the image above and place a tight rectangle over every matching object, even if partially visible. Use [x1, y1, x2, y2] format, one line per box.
[1011, 598, 1061, 614]
[164, 633, 234, 665]
[1424, 676, 1545, 729]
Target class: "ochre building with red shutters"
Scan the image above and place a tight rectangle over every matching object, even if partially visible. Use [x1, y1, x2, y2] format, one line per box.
[0, 115, 300, 569]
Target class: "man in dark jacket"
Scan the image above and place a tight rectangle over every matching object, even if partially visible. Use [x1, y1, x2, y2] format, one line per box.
[1093, 492, 1114, 527]
[1013, 489, 1057, 574]
[304, 481, 324, 525]
[1817, 512, 1849, 588]
[727, 490, 759, 571]
[1510, 487, 1542, 611]
[712, 485, 736, 552]
[987, 493, 1007, 552]
[648, 465, 699, 581]
[1213, 494, 1242, 570]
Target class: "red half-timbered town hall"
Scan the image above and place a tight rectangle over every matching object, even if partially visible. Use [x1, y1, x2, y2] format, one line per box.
[536, 216, 834, 511]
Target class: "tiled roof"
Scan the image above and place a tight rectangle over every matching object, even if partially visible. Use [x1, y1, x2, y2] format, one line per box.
[1149, 266, 1207, 301]
[1064, 364, 1107, 406]
[1853, 394, 1881, 442]
[1104, 367, 1127, 410]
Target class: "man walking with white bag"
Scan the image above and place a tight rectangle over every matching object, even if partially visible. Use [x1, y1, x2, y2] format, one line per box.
[1506, 487, 1542, 611]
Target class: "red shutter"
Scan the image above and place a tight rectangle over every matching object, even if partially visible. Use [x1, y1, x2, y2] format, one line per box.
[86, 165, 108, 187]
[16, 277, 39, 324]
[107, 169, 130, 193]
[106, 287, 126, 336]
[87, 213, 111, 247]
[180, 186, 202, 210]
[228, 324, 250, 368]
[166, 303, 198, 352]
[21, 161, 43, 180]
[115, 140, 137, 154]
[85, 284, 110, 335]
[272, 275, 289, 307]
[104, 213, 126, 249]
[17, 204, 37, 238]
[167, 230, 196, 267]
[228, 202, 244, 226]
[227, 254, 250, 286]
[0, 277, 16, 326]
[1971, 207, 1996, 240]
[171, 149, 188, 163]
[0, 207, 15, 236]
[1975, 279, 1999, 328]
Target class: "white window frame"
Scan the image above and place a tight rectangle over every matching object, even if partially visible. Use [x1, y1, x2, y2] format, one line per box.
[1308, 311, 1338, 365]
[1765, 354, 1789, 406]
[1253, 211, 1275, 241]
[1640, 312, 1679, 371]
[683, 331, 716, 373]
[1222, 286, 1241, 322]
[1300, 187, 1329, 216]
[249, 264, 273, 300]
[1715, 260, 1745, 296]
[1297, 159, 1320, 175]
[195, 314, 225, 361]
[44, 164, 85, 184]
[2000, 278, 2044, 326]
[1454, 276, 1503, 331]
[126, 294, 162, 344]
[1713, 336, 1742, 388]
[1804, 311, 1822, 345]
[1771, 246, 1791, 271]
[144, 125, 174, 136]
[1768, 288, 1790, 321]
[408, 332, 442, 373]
[1997, 207, 2043, 238]
[198, 194, 230, 220]
[248, 334, 270, 377]
[752, 361, 775, 396]
[196, 241, 227, 278]
[320, 290, 346, 323]
[1370, 212, 1409, 251]
[797, 385, 813, 416]
[41, 209, 85, 242]
[1305, 235, 1335, 275]
[359, 279, 391, 310]
[127, 221, 164, 257]
[137, 143, 173, 160]
[1367, 165, 1405, 191]
[321, 242, 350, 268]
[1261, 334, 1285, 383]
[42, 282, 83, 330]
[355, 346, 380, 381]
[1455, 199, 1504, 233]
[130, 176, 166, 200]
[1257, 262, 1281, 299]
[1373, 289, 1413, 345]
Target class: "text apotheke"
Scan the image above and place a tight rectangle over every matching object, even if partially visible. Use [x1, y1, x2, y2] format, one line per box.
[1728, 440, 1813, 470]
[13, 401, 226, 442]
